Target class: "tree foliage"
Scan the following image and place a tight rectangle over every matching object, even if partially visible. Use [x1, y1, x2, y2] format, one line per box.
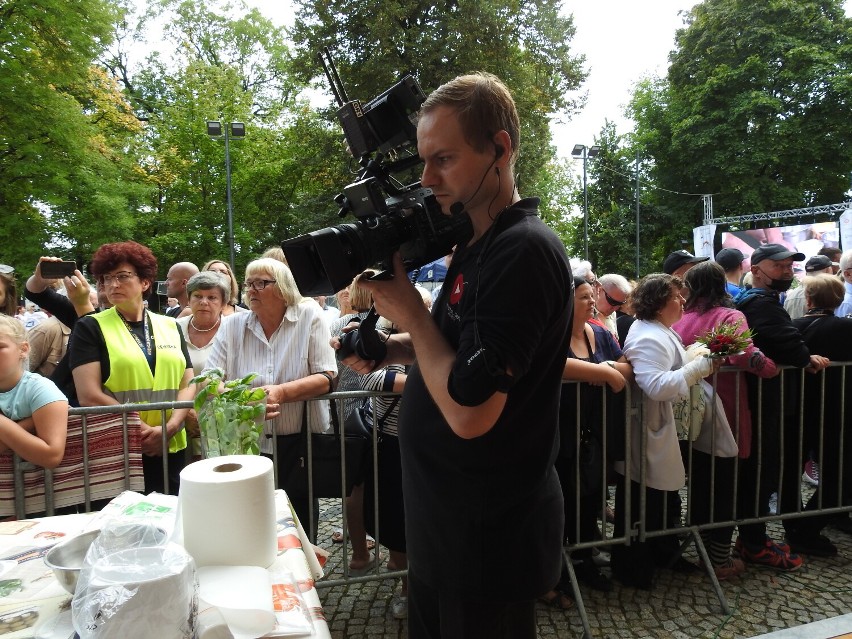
[630, 0, 852, 233]
[102, 0, 349, 278]
[0, 0, 140, 272]
[289, 0, 587, 222]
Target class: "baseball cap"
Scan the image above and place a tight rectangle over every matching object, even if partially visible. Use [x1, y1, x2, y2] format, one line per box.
[715, 248, 745, 271]
[804, 254, 833, 273]
[662, 250, 709, 275]
[750, 243, 805, 265]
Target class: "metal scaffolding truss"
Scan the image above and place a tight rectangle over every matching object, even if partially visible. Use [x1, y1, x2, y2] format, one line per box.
[706, 202, 851, 227]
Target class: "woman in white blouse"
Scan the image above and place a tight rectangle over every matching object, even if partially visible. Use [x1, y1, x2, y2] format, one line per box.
[204, 258, 337, 540]
[612, 273, 719, 589]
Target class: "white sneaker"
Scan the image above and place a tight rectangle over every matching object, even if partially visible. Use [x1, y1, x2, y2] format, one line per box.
[803, 460, 820, 486]
[391, 595, 408, 619]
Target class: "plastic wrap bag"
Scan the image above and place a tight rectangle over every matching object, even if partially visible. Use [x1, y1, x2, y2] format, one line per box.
[71, 522, 197, 639]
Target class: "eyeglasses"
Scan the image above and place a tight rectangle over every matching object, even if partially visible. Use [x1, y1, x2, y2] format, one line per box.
[244, 279, 276, 291]
[0, 265, 13, 275]
[603, 290, 626, 308]
[101, 272, 137, 285]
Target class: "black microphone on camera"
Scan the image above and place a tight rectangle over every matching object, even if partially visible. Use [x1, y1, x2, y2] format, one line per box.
[449, 145, 504, 216]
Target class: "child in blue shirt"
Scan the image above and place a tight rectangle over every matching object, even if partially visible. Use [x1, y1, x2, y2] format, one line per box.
[0, 314, 68, 468]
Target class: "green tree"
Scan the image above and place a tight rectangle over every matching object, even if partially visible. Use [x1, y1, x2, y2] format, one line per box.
[0, 0, 141, 272]
[106, 0, 348, 277]
[630, 0, 852, 232]
[289, 0, 587, 218]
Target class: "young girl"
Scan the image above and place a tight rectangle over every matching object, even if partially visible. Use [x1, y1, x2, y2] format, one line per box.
[0, 314, 68, 468]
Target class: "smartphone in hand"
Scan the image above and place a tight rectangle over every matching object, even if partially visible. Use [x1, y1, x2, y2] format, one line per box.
[40, 261, 77, 279]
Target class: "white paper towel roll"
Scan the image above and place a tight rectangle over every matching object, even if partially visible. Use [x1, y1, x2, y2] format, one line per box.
[180, 455, 277, 568]
[198, 566, 275, 639]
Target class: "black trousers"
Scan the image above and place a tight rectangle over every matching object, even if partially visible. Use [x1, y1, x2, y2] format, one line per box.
[407, 569, 537, 639]
[688, 451, 736, 547]
[610, 476, 680, 588]
[262, 449, 320, 542]
[142, 450, 185, 496]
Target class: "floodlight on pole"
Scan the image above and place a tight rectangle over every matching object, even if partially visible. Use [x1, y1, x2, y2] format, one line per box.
[571, 143, 601, 261]
[207, 121, 246, 274]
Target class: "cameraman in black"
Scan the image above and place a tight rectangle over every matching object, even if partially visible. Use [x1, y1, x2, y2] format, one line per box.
[339, 73, 572, 639]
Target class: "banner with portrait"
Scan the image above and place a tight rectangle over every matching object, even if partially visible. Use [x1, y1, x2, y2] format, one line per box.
[720, 221, 840, 279]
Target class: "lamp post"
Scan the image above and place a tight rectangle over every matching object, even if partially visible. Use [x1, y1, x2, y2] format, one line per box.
[206, 121, 246, 273]
[571, 143, 600, 261]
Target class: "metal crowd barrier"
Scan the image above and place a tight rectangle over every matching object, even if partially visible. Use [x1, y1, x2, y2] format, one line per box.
[6, 365, 851, 638]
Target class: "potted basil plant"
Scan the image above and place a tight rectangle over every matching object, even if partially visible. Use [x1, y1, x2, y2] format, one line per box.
[190, 368, 267, 457]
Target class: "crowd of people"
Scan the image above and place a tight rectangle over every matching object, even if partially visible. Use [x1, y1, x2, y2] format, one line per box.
[1, 69, 851, 637]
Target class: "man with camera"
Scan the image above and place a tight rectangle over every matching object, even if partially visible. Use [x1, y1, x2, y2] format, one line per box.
[341, 73, 572, 639]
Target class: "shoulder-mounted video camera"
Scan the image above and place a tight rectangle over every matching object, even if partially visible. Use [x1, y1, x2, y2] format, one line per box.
[281, 49, 472, 297]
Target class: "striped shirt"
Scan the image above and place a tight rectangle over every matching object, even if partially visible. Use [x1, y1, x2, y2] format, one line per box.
[361, 364, 405, 437]
[204, 300, 338, 454]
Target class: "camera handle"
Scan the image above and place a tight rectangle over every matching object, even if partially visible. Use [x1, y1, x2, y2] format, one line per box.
[337, 307, 388, 362]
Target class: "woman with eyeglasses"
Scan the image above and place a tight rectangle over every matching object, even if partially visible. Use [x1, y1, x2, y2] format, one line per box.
[69, 241, 194, 495]
[200, 260, 248, 316]
[176, 271, 231, 460]
[0, 265, 18, 317]
[612, 273, 721, 589]
[203, 257, 337, 540]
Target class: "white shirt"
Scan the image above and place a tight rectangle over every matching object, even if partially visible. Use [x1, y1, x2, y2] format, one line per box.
[837, 281, 852, 318]
[204, 300, 338, 453]
[23, 310, 48, 331]
[176, 315, 221, 377]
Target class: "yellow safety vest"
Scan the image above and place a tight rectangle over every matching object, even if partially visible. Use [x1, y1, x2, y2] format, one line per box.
[93, 308, 187, 453]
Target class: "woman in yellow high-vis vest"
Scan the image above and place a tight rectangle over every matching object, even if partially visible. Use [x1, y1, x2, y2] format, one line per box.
[69, 241, 195, 495]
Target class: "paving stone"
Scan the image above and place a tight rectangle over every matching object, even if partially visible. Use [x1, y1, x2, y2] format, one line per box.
[315, 497, 852, 638]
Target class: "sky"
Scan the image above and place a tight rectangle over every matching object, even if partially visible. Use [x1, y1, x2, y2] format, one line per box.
[144, 0, 852, 158]
[239, 0, 701, 157]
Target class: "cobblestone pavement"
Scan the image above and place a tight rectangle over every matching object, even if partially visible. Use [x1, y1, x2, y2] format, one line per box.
[313, 497, 852, 638]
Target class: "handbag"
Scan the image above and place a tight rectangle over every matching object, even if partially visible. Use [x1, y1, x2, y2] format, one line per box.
[673, 382, 706, 441]
[343, 399, 373, 439]
[346, 396, 401, 439]
[279, 400, 370, 499]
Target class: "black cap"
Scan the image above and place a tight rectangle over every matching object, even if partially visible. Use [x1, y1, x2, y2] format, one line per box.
[804, 255, 833, 273]
[715, 248, 745, 271]
[750, 243, 805, 265]
[662, 250, 709, 275]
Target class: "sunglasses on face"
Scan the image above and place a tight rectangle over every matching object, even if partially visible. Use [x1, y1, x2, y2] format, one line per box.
[603, 290, 626, 308]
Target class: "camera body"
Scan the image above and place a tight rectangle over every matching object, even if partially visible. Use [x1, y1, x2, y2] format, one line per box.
[282, 65, 471, 297]
[284, 186, 471, 296]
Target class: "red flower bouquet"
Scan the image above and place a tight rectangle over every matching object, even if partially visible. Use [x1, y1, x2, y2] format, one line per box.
[696, 320, 754, 358]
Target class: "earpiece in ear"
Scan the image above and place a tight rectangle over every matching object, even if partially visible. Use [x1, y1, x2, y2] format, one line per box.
[495, 145, 505, 159]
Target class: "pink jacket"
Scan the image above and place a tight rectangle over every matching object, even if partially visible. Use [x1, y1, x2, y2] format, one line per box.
[673, 305, 777, 458]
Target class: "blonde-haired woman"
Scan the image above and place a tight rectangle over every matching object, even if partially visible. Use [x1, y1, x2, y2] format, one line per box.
[204, 257, 337, 540]
[0, 266, 17, 317]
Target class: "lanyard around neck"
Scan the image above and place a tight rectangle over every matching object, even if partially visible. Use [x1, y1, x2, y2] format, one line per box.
[117, 309, 152, 359]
